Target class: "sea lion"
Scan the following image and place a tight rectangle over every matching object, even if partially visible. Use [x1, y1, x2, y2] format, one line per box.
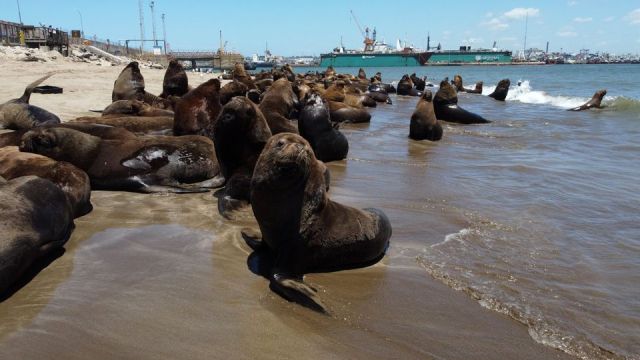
[367, 90, 392, 104]
[453, 75, 465, 92]
[0, 175, 75, 296]
[569, 89, 607, 111]
[357, 68, 367, 80]
[488, 79, 510, 101]
[248, 133, 391, 312]
[102, 100, 174, 117]
[281, 64, 296, 82]
[397, 75, 421, 96]
[232, 62, 257, 90]
[19, 127, 223, 193]
[0, 73, 60, 130]
[322, 81, 346, 102]
[410, 91, 443, 141]
[325, 66, 336, 78]
[173, 79, 222, 136]
[467, 81, 483, 94]
[70, 115, 174, 135]
[160, 59, 189, 98]
[433, 80, 490, 124]
[219, 80, 249, 105]
[0, 146, 92, 217]
[299, 93, 348, 162]
[254, 79, 273, 93]
[0, 123, 137, 148]
[368, 82, 396, 94]
[258, 78, 300, 134]
[213, 97, 272, 218]
[328, 101, 371, 123]
[112, 62, 171, 109]
[410, 73, 426, 91]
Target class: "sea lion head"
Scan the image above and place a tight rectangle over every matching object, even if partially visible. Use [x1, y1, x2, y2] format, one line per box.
[19, 128, 100, 170]
[112, 62, 145, 101]
[595, 89, 607, 99]
[434, 80, 458, 105]
[497, 79, 511, 90]
[421, 90, 433, 102]
[453, 75, 463, 90]
[258, 133, 315, 185]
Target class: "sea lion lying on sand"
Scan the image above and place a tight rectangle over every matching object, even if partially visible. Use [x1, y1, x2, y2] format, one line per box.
[70, 115, 174, 135]
[569, 89, 607, 111]
[0, 175, 75, 296]
[258, 78, 300, 134]
[0, 146, 92, 217]
[0, 123, 136, 148]
[433, 80, 490, 124]
[0, 73, 60, 131]
[247, 133, 392, 313]
[111, 62, 171, 109]
[20, 127, 223, 193]
[410, 91, 443, 141]
[328, 101, 371, 123]
[102, 100, 174, 117]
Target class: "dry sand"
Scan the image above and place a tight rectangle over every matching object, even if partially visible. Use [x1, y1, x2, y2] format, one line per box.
[0, 58, 573, 359]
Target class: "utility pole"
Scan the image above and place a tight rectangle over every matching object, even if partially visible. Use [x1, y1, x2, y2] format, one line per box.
[16, 0, 23, 24]
[77, 10, 84, 39]
[161, 13, 167, 54]
[523, 11, 529, 60]
[138, 0, 145, 53]
[150, 1, 157, 47]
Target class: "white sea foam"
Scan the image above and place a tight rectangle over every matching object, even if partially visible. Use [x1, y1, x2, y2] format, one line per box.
[431, 228, 472, 248]
[483, 80, 588, 109]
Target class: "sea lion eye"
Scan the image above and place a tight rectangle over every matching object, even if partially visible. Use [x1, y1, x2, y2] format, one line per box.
[37, 134, 53, 148]
[276, 139, 286, 148]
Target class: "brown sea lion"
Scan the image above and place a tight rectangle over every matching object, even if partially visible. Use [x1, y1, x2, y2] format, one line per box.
[433, 79, 490, 124]
[299, 93, 348, 162]
[281, 64, 296, 82]
[569, 89, 607, 111]
[173, 79, 222, 136]
[325, 65, 336, 78]
[213, 97, 272, 218]
[410, 73, 426, 91]
[102, 100, 174, 117]
[70, 115, 174, 135]
[20, 127, 223, 193]
[258, 78, 300, 134]
[467, 81, 483, 94]
[453, 75, 466, 92]
[0, 73, 61, 130]
[0, 146, 92, 217]
[0, 123, 137, 148]
[328, 101, 371, 123]
[357, 68, 367, 80]
[488, 79, 510, 101]
[397, 75, 421, 96]
[254, 78, 273, 93]
[410, 91, 443, 141]
[219, 80, 249, 105]
[232, 62, 257, 90]
[322, 81, 346, 102]
[248, 133, 391, 312]
[111, 62, 171, 109]
[0, 175, 75, 296]
[160, 59, 189, 98]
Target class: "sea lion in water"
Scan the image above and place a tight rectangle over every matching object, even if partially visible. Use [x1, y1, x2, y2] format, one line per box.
[299, 93, 349, 162]
[488, 79, 510, 101]
[410, 73, 426, 91]
[453, 75, 483, 94]
[0, 175, 75, 296]
[213, 97, 272, 218]
[20, 127, 223, 193]
[433, 80, 490, 124]
[160, 59, 189, 98]
[569, 89, 607, 111]
[258, 78, 300, 134]
[111, 62, 171, 109]
[397, 75, 421, 96]
[102, 100, 174, 117]
[0, 146, 92, 217]
[173, 79, 222, 136]
[0, 73, 61, 130]
[467, 81, 483, 94]
[0, 123, 136, 148]
[248, 133, 392, 312]
[410, 91, 443, 141]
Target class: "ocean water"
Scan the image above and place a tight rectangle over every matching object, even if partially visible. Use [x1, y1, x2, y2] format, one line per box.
[299, 64, 640, 359]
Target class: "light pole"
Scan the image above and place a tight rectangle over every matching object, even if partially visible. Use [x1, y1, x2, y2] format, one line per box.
[16, 0, 23, 24]
[77, 10, 84, 39]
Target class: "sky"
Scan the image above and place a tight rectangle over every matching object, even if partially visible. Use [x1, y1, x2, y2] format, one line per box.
[2, 0, 639, 56]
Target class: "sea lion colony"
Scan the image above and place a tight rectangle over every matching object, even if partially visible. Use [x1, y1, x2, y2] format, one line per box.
[0, 63, 605, 311]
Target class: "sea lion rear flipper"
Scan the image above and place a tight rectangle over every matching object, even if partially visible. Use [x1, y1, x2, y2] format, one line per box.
[19, 73, 56, 104]
[270, 273, 328, 314]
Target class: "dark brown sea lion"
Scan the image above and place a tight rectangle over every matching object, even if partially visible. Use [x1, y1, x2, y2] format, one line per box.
[328, 101, 371, 123]
[19, 127, 223, 193]
[258, 78, 300, 134]
[219, 80, 249, 105]
[357, 68, 367, 80]
[0, 175, 75, 296]
[299, 93, 348, 162]
[367, 90, 392, 104]
[233, 62, 257, 90]
[248, 133, 391, 312]
[0, 146, 92, 217]
[467, 81, 483, 94]
[102, 100, 174, 117]
[397, 75, 421, 96]
[213, 97, 272, 218]
[0, 123, 137, 148]
[160, 59, 189, 98]
[433, 80, 490, 124]
[281, 64, 296, 82]
[569, 89, 607, 111]
[173, 79, 222, 136]
[410, 73, 426, 91]
[0, 73, 60, 130]
[70, 115, 174, 135]
[410, 91, 443, 141]
[453, 75, 466, 92]
[254, 79, 273, 93]
[111, 62, 171, 109]
[488, 79, 510, 101]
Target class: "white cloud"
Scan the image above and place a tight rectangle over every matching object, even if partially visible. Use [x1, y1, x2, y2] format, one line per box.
[485, 12, 494, 18]
[568, 1, 578, 6]
[573, 17, 592, 23]
[604, 16, 615, 22]
[482, 18, 509, 30]
[625, 8, 640, 24]
[504, 8, 540, 20]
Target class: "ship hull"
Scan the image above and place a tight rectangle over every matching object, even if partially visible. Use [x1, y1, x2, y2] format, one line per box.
[319, 51, 512, 67]
[427, 51, 512, 65]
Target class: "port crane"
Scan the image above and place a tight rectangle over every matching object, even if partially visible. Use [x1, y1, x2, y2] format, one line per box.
[350, 10, 375, 52]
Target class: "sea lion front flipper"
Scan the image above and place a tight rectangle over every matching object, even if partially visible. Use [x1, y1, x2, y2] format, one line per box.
[218, 195, 249, 219]
[241, 230, 264, 251]
[270, 273, 328, 314]
[184, 174, 225, 189]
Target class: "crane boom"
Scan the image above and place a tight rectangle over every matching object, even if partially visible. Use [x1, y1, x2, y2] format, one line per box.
[350, 10, 365, 39]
